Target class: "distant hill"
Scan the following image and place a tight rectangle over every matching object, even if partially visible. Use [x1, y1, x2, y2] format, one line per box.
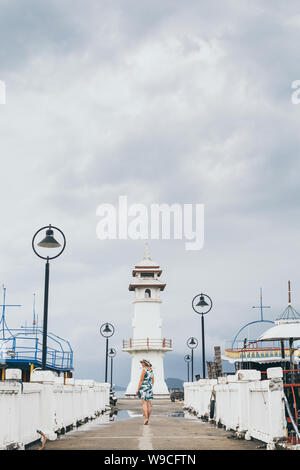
[166, 377, 184, 390]
[114, 385, 126, 391]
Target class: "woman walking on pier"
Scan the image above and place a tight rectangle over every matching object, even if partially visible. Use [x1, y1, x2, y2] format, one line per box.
[136, 359, 154, 425]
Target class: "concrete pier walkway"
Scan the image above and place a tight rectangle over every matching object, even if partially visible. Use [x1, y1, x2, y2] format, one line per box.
[29, 399, 259, 450]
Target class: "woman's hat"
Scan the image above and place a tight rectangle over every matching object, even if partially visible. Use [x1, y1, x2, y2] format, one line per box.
[140, 359, 152, 367]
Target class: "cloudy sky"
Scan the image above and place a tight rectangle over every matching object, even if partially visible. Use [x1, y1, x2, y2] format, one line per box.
[1, 0, 300, 386]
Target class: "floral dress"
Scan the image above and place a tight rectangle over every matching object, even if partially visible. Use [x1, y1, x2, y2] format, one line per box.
[138, 368, 154, 401]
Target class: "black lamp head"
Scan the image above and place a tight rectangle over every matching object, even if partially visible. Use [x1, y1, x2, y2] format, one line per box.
[196, 294, 209, 308]
[187, 336, 198, 349]
[100, 322, 115, 338]
[37, 225, 61, 249]
[184, 354, 192, 362]
[108, 348, 116, 357]
[103, 323, 112, 334]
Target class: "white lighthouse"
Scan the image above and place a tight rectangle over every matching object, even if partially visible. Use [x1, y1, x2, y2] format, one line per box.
[123, 246, 172, 398]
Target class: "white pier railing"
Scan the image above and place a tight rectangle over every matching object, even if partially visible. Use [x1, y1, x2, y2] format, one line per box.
[0, 370, 110, 450]
[184, 368, 286, 449]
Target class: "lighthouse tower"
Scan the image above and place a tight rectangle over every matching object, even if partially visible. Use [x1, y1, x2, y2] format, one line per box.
[123, 246, 172, 398]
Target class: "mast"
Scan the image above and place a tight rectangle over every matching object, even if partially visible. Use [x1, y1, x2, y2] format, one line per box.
[33, 293, 36, 327]
[0, 285, 21, 339]
[252, 287, 271, 322]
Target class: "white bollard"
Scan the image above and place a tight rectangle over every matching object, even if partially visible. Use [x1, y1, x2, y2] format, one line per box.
[237, 370, 261, 382]
[5, 369, 22, 380]
[267, 367, 283, 379]
[30, 370, 56, 384]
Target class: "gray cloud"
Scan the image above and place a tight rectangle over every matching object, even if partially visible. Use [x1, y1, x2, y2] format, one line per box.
[0, 0, 300, 385]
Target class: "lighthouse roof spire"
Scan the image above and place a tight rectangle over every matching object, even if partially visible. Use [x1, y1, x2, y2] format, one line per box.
[136, 243, 159, 268]
[130, 245, 165, 290]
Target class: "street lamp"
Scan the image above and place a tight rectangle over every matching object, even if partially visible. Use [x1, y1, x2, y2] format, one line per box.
[100, 323, 115, 383]
[187, 337, 198, 382]
[32, 225, 66, 370]
[184, 353, 192, 382]
[241, 338, 247, 370]
[108, 347, 116, 390]
[192, 293, 213, 379]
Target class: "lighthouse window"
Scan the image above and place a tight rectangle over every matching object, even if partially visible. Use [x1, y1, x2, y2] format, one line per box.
[145, 289, 151, 298]
[141, 273, 154, 278]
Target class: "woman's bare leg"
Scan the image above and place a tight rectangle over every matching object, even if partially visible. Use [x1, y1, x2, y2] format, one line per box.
[142, 400, 148, 424]
[147, 401, 151, 421]
[142, 400, 146, 417]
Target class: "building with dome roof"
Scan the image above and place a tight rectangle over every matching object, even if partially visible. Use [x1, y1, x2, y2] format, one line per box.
[223, 282, 300, 371]
[223, 281, 300, 443]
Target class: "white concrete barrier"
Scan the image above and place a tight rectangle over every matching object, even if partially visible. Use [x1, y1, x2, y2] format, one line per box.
[0, 370, 110, 449]
[184, 368, 286, 448]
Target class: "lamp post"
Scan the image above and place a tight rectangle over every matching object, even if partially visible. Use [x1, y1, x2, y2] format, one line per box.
[100, 323, 115, 383]
[241, 338, 247, 370]
[187, 337, 198, 382]
[184, 354, 192, 382]
[32, 225, 66, 370]
[108, 347, 116, 390]
[192, 293, 213, 379]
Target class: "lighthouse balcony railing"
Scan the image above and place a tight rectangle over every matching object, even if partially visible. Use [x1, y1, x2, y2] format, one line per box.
[122, 338, 172, 350]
